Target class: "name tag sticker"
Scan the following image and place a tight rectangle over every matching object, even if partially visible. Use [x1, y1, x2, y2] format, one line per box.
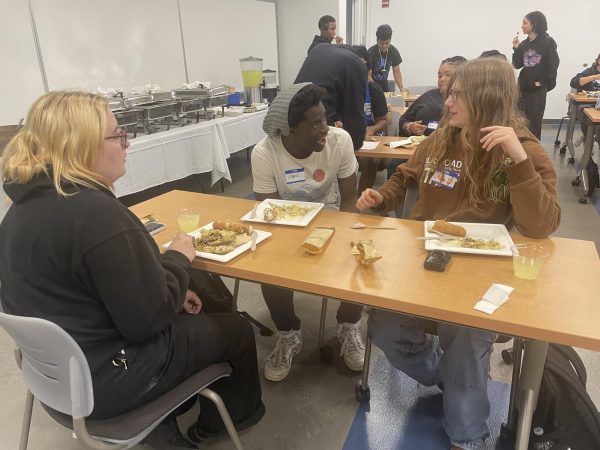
[430, 168, 459, 189]
[427, 121, 439, 130]
[285, 168, 305, 185]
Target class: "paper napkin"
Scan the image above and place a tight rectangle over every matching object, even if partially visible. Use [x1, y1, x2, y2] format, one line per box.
[473, 283, 514, 315]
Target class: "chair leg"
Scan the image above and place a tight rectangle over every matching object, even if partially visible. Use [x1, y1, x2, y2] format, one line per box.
[199, 388, 243, 450]
[19, 390, 34, 450]
[355, 332, 372, 402]
[319, 298, 333, 363]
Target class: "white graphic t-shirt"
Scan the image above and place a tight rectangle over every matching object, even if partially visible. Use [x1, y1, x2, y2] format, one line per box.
[251, 127, 358, 210]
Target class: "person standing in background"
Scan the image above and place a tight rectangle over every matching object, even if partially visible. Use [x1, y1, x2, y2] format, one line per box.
[307, 15, 344, 54]
[512, 11, 559, 140]
[367, 24, 404, 93]
[351, 45, 389, 193]
[295, 44, 367, 150]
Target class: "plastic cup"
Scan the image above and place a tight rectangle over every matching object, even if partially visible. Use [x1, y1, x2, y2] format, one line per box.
[176, 208, 200, 233]
[511, 244, 549, 280]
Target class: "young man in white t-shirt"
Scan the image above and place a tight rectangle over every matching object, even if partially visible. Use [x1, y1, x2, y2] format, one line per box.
[252, 83, 365, 382]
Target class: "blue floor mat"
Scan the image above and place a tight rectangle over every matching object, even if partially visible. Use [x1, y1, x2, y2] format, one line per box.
[343, 356, 513, 450]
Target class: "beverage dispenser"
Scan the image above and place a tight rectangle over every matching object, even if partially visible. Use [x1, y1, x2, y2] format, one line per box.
[239, 56, 263, 105]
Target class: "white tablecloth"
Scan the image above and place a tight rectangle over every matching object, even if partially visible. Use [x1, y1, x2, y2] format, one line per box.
[216, 109, 267, 157]
[114, 110, 266, 197]
[114, 120, 229, 197]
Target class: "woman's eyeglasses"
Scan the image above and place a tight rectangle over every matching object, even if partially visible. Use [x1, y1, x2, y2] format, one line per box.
[104, 128, 129, 148]
[448, 89, 462, 102]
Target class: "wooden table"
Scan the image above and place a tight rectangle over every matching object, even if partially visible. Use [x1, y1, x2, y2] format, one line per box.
[131, 191, 600, 449]
[403, 94, 419, 105]
[355, 136, 417, 159]
[572, 107, 600, 203]
[562, 93, 598, 163]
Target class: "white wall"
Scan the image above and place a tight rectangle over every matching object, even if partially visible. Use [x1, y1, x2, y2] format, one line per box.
[180, 0, 278, 89]
[0, 0, 278, 125]
[0, 1, 45, 125]
[276, 0, 339, 89]
[367, 1, 598, 119]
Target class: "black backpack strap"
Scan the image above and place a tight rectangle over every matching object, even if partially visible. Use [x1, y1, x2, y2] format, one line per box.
[553, 344, 587, 386]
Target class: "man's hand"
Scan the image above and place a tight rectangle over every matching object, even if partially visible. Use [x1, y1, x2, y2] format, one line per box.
[357, 188, 384, 210]
[408, 120, 427, 136]
[480, 126, 527, 163]
[335, 36, 344, 44]
[182, 290, 203, 314]
[334, 120, 344, 128]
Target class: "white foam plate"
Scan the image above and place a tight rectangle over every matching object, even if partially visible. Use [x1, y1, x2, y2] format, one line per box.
[423, 221, 514, 257]
[240, 199, 324, 227]
[163, 222, 271, 262]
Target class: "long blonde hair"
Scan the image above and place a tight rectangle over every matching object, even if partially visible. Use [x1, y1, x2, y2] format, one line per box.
[1, 91, 110, 196]
[428, 58, 531, 207]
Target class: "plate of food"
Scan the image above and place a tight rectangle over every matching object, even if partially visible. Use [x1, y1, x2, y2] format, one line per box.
[240, 199, 324, 227]
[163, 221, 271, 262]
[422, 220, 514, 256]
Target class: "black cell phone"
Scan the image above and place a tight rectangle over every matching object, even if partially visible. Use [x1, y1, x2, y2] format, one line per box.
[424, 250, 451, 272]
[144, 221, 166, 236]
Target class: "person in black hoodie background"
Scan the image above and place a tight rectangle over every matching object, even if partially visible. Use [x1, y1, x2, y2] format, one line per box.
[512, 10, 559, 140]
[0, 91, 264, 448]
[295, 43, 367, 150]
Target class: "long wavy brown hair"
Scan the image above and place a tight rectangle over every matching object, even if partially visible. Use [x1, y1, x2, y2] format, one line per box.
[427, 58, 532, 207]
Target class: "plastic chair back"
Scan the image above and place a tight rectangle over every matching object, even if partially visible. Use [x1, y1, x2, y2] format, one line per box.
[0, 312, 94, 419]
[387, 96, 405, 107]
[388, 110, 401, 136]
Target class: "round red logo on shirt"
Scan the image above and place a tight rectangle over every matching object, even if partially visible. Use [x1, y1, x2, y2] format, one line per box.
[313, 169, 325, 182]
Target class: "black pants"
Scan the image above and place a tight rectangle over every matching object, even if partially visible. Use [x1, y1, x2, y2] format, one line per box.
[91, 313, 262, 434]
[261, 284, 363, 331]
[519, 88, 547, 140]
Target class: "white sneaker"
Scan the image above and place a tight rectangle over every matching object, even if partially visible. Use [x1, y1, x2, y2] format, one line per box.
[264, 329, 302, 382]
[337, 322, 365, 371]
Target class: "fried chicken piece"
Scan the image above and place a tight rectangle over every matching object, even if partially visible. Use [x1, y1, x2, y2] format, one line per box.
[430, 220, 467, 238]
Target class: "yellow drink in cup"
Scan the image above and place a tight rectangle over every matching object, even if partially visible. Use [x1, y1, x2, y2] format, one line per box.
[176, 209, 200, 233]
[511, 244, 548, 280]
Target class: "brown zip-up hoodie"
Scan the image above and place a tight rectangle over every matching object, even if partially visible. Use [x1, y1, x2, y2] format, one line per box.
[377, 132, 560, 239]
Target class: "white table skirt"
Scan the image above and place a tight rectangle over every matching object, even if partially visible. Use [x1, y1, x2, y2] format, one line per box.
[114, 120, 229, 197]
[216, 109, 267, 157]
[114, 110, 267, 198]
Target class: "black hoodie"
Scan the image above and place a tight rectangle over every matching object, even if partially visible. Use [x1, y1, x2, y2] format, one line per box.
[0, 172, 191, 414]
[512, 33, 560, 92]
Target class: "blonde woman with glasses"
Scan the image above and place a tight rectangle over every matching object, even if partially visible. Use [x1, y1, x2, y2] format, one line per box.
[357, 58, 560, 449]
[0, 91, 264, 448]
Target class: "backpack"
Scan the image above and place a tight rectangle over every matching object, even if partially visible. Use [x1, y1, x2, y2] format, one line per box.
[528, 344, 600, 450]
[187, 270, 234, 313]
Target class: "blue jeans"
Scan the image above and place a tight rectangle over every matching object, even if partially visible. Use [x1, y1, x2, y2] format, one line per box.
[368, 309, 496, 449]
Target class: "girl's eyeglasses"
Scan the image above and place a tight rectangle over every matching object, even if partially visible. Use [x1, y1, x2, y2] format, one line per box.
[104, 128, 129, 148]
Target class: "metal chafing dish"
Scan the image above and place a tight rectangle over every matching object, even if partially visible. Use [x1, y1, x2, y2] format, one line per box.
[172, 85, 229, 121]
[121, 93, 177, 134]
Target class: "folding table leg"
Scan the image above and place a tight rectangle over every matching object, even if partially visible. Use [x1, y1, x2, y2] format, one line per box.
[513, 340, 548, 450]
